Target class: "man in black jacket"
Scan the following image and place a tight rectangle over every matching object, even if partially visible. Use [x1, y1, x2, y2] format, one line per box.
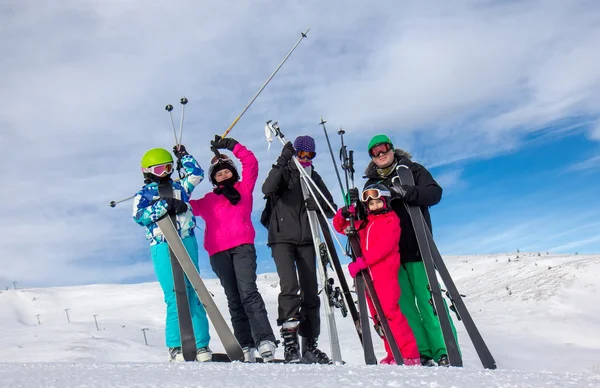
[360, 134, 458, 367]
[262, 136, 336, 364]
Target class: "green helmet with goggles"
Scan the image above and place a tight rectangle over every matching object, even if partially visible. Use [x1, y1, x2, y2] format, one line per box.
[367, 134, 394, 157]
[140, 148, 174, 179]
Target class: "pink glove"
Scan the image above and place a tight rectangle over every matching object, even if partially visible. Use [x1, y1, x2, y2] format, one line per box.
[348, 257, 367, 278]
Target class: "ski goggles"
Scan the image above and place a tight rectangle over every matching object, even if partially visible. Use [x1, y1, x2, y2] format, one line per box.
[210, 154, 231, 166]
[361, 188, 391, 202]
[142, 163, 173, 177]
[369, 143, 393, 158]
[296, 150, 316, 160]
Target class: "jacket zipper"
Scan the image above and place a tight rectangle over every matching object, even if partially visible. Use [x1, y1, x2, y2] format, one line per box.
[366, 223, 374, 252]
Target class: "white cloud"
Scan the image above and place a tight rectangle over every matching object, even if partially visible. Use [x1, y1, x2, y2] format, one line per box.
[1, 0, 600, 286]
[591, 121, 600, 141]
[566, 155, 600, 172]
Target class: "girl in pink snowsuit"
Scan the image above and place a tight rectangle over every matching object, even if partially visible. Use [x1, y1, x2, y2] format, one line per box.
[189, 135, 276, 363]
[333, 184, 420, 365]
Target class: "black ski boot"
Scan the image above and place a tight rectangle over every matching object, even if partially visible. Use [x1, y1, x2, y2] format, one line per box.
[437, 354, 450, 367]
[421, 356, 435, 367]
[301, 337, 330, 364]
[281, 319, 301, 364]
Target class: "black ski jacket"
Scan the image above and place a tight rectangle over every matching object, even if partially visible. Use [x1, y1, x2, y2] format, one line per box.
[262, 160, 336, 246]
[363, 149, 442, 263]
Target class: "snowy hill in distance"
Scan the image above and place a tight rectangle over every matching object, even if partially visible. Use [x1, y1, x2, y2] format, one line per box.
[1, 252, 599, 387]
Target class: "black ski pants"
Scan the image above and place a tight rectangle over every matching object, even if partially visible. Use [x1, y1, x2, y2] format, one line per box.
[209, 244, 275, 348]
[271, 242, 320, 339]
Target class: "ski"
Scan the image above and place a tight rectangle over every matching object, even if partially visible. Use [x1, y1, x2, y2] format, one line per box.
[156, 215, 245, 362]
[300, 179, 343, 364]
[392, 165, 463, 367]
[316, 214, 362, 344]
[354, 271, 377, 365]
[422, 214, 497, 369]
[157, 182, 196, 361]
[211, 353, 286, 363]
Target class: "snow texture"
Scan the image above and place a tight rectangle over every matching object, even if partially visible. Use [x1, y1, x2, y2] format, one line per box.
[1, 252, 599, 387]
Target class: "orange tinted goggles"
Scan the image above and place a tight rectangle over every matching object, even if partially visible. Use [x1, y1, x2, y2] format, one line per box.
[296, 150, 316, 160]
[369, 143, 392, 157]
[361, 188, 391, 202]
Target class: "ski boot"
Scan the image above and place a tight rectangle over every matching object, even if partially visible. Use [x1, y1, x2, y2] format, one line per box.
[420, 356, 436, 367]
[168, 347, 185, 362]
[403, 357, 421, 366]
[380, 354, 396, 365]
[257, 340, 277, 363]
[281, 319, 301, 364]
[301, 337, 330, 364]
[242, 346, 256, 363]
[437, 355, 450, 367]
[196, 346, 212, 362]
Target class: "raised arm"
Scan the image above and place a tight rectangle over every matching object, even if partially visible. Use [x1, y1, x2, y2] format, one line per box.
[173, 145, 204, 196]
[233, 143, 258, 193]
[262, 142, 295, 196]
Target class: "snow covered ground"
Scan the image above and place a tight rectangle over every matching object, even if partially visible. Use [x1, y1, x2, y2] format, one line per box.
[1, 252, 599, 387]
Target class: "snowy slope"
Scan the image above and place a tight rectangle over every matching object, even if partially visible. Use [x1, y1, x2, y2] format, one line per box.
[1, 252, 599, 387]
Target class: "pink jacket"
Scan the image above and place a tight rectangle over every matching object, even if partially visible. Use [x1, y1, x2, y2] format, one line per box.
[333, 209, 401, 280]
[190, 143, 258, 256]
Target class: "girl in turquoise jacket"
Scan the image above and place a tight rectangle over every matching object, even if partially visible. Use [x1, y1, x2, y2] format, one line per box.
[132, 145, 210, 362]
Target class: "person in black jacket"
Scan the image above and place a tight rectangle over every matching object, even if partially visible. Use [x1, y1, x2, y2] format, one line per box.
[359, 134, 459, 367]
[261, 135, 336, 364]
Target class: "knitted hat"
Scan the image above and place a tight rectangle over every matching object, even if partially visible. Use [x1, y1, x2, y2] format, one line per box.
[293, 135, 316, 155]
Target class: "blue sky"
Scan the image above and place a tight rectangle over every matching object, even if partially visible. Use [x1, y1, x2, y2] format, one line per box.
[1, 0, 599, 287]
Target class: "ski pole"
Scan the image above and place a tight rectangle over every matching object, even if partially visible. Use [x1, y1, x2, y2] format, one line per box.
[178, 97, 188, 147]
[165, 104, 178, 145]
[108, 173, 190, 208]
[319, 117, 346, 202]
[338, 128, 353, 192]
[213, 28, 310, 157]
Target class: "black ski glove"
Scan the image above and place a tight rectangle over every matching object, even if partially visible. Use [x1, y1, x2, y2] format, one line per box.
[211, 135, 239, 151]
[173, 144, 189, 160]
[162, 197, 188, 215]
[390, 184, 411, 199]
[341, 205, 353, 219]
[348, 188, 360, 204]
[305, 196, 318, 211]
[277, 142, 295, 166]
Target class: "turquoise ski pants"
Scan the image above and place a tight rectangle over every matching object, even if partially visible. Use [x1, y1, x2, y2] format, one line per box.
[150, 236, 210, 348]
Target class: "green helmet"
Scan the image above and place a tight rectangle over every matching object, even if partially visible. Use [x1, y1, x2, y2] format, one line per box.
[141, 148, 173, 168]
[367, 134, 394, 154]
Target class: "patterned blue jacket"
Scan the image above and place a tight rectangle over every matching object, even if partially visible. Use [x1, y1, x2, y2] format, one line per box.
[132, 154, 204, 246]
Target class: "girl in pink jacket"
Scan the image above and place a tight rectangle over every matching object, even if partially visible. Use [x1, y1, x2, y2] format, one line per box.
[190, 135, 276, 363]
[333, 183, 420, 365]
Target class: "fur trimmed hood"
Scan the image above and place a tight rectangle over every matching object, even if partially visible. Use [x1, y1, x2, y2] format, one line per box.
[364, 148, 412, 178]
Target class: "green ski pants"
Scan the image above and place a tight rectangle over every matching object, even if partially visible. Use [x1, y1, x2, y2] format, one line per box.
[398, 261, 460, 362]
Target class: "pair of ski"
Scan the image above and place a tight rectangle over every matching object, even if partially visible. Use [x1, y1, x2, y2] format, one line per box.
[299, 179, 403, 365]
[392, 165, 497, 370]
[156, 182, 282, 363]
